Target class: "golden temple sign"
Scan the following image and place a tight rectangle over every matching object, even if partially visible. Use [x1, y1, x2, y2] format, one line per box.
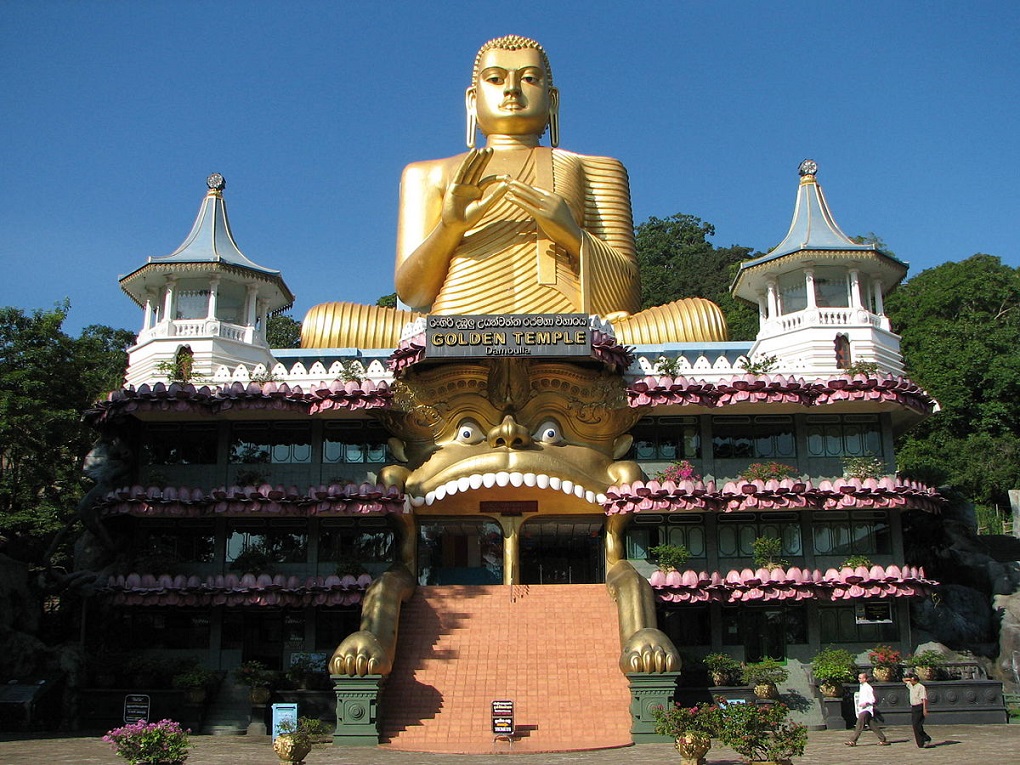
[426, 314, 590, 358]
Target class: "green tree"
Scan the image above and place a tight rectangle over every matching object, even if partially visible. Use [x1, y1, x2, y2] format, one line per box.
[886, 254, 1020, 507]
[634, 213, 759, 340]
[375, 293, 397, 308]
[0, 305, 132, 559]
[266, 313, 302, 348]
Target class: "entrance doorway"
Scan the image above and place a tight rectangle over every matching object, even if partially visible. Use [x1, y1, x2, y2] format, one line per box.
[519, 517, 604, 584]
[417, 520, 503, 585]
[744, 609, 786, 662]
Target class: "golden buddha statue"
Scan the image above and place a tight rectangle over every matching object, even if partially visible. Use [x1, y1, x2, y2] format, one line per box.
[301, 35, 727, 348]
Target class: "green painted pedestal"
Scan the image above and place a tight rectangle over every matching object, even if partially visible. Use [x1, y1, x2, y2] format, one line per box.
[627, 672, 680, 743]
[332, 674, 384, 746]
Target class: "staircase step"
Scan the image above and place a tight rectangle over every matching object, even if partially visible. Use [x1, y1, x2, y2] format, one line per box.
[380, 584, 632, 753]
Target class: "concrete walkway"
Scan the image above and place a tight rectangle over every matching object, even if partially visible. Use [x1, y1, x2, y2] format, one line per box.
[1, 725, 1019, 764]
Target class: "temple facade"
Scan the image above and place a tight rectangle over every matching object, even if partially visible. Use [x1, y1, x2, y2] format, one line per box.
[78, 161, 981, 747]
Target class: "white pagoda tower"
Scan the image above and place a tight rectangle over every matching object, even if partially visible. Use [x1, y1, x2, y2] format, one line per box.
[119, 174, 293, 387]
[731, 160, 909, 376]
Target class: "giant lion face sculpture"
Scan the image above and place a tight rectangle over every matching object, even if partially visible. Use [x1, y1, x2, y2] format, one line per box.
[378, 360, 645, 514]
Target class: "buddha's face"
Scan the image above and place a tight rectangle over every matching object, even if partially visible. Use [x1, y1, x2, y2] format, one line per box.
[470, 47, 555, 137]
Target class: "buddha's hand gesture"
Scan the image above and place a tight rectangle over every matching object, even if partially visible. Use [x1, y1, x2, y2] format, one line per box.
[506, 178, 583, 258]
[442, 148, 507, 232]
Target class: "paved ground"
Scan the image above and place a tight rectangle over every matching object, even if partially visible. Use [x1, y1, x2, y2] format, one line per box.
[1, 725, 1019, 764]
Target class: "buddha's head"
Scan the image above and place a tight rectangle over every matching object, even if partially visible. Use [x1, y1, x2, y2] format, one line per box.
[466, 35, 559, 147]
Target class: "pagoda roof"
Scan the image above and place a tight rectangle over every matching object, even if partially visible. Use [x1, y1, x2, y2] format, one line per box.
[732, 160, 908, 300]
[119, 173, 294, 310]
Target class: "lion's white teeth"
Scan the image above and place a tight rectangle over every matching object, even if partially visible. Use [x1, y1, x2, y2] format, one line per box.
[425, 492, 436, 506]
[469, 474, 483, 490]
[596, 493, 607, 504]
[562, 480, 574, 495]
[482, 473, 497, 488]
[434, 484, 447, 501]
[523, 472, 537, 487]
[509, 472, 524, 487]
[457, 476, 471, 493]
[574, 484, 585, 498]
[585, 491, 596, 503]
[411, 495, 426, 507]
[549, 476, 561, 490]
[536, 474, 550, 489]
[495, 471, 510, 487]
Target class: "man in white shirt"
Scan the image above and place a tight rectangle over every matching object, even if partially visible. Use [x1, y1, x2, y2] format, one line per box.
[845, 672, 890, 746]
[905, 673, 933, 748]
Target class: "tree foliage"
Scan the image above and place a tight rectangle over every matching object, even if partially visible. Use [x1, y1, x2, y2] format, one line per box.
[634, 213, 759, 340]
[266, 313, 302, 348]
[886, 254, 1020, 506]
[0, 305, 133, 558]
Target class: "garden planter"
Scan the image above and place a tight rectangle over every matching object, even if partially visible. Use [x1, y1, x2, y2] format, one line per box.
[273, 734, 312, 764]
[710, 671, 734, 687]
[674, 732, 711, 765]
[873, 666, 897, 682]
[754, 682, 779, 700]
[250, 686, 271, 705]
[915, 666, 938, 682]
[818, 681, 843, 698]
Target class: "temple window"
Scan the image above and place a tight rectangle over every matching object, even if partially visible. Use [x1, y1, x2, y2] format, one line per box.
[805, 414, 881, 458]
[819, 603, 899, 643]
[631, 416, 701, 461]
[175, 289, 210, 319]
[315, 609, 362, 651]
[141, 423, 218, 465]
[813, 266, 849, 308]
[319, 518, 395, 570]
[717, 512, 802, 560]
[114, 610, 211, 650]
[657, 605, 711, 648]
[226, 521, 308, 567]
[811, 510, 891, 557]
[135, 520, 216, 566]
[721, 605, 808, 660]
[711, 415, 795, 460]
[322, 421, 391, 464]
[229, 422, 312, 464]
[627, 513, 707, 563]
[834, 333, 851, 369]
[777, 272, 807, 314]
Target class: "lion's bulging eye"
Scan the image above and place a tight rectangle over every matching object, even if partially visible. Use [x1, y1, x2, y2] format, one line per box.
[534, 420, 563, 445]
[454, 420, 485, 445]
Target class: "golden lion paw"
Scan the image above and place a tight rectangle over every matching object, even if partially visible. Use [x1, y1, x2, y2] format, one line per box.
[620, 627, 680, 674]
[329, 630, 391, 676]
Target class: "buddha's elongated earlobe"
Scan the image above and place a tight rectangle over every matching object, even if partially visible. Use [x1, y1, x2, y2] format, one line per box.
[465, 87, 477, 149]
[548, 87, 560, 147]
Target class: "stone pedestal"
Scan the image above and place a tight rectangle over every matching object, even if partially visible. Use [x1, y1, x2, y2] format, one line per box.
[332, 674, 384, 746]
[627, 672, 680, 743]
[821, 696, 851, 729]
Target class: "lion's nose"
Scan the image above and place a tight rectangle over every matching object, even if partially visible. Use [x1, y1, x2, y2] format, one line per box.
[487, 414, 532, 449]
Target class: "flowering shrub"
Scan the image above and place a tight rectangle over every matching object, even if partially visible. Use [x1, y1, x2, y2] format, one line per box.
[653, 702, 722, 738]
[868, 644, 902, 668]
[654, 459, 701, 483]
[717, 701, 806, 762]
[741, 462, 797, 482]
[104, 719, 190, 765]
[234, 659, 274, 687]
[751, 536, 787, 570]
[842, 456, 885, 480]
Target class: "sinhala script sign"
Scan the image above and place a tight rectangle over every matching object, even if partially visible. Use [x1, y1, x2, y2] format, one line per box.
[426, 314, 591, 359]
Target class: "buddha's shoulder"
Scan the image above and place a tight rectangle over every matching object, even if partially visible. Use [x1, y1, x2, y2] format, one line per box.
[553, 149, 628, 176]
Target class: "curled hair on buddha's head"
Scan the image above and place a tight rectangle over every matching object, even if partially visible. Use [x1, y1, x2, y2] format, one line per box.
[471, 34, 554, 87]
[466, 34, 559, 149]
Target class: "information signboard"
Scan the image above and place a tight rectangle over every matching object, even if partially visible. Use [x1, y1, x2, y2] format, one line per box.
[426, 314, 591, 359]
[123, 694, 151, 724]
[491, 699, 514, 736]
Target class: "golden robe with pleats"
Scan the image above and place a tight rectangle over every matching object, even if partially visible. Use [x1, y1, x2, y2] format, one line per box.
[428, 147, 640, 318]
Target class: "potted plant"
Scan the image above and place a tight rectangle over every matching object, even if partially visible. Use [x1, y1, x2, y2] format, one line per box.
[840, 554, 873, 569]
[751, 537, 788, 571]
[285, 653, 327, 690]
[810, 646, 856, 698]
[653, 459, 702, 483]
[868, 644, 902, 682]
[718, 701, 807, 764]
[704, 652, 741, 687]
[653, 703, 721, 765]
[171, 667, 219, 705]
[104, 718, 191, 765]
[740, 461, 797, 483]
[273, 718, 313, 764]
[741, 657, 789, 700]
[234, 660, 274, 704]
[907, 649, 946, 682]
[649, 543, 691, 572]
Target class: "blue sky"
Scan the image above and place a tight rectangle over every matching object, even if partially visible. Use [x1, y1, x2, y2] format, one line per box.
[2, 2, 1018, 334]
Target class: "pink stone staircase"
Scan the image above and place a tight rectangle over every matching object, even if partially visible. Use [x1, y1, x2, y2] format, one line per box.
[379, 584, 633, 753]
